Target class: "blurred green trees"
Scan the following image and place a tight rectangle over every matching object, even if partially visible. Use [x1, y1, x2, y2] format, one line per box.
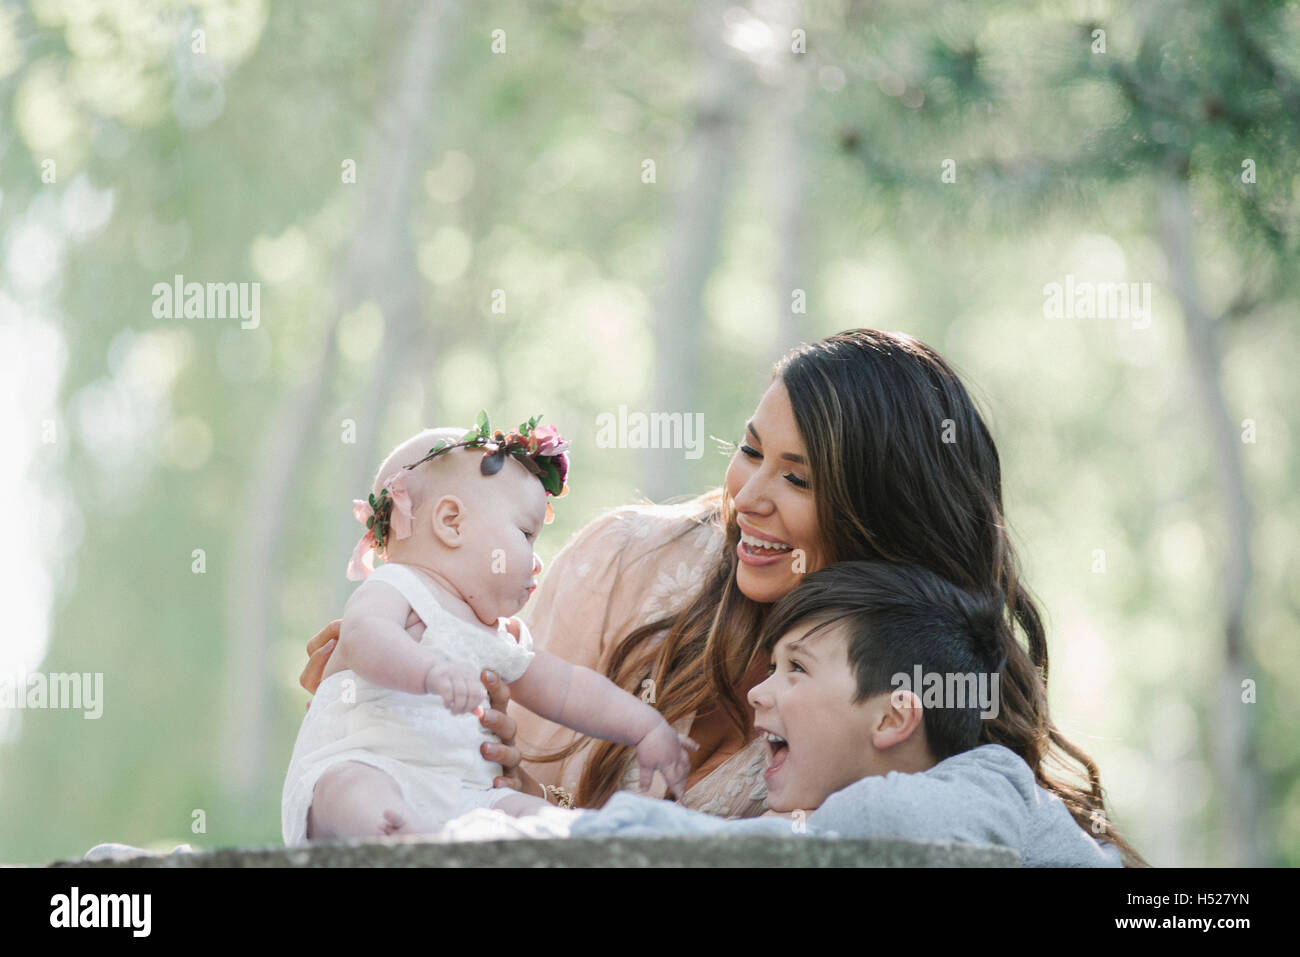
[1, 0, 1295, 865]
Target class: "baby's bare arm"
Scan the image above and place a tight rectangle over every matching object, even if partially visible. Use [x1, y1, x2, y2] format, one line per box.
[510, 651, 697, 797]
[508, 650, 661, 745]
[338, 580, 455, 696]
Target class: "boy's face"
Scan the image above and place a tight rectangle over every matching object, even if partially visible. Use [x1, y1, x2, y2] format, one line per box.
[746, 620, 893, 813]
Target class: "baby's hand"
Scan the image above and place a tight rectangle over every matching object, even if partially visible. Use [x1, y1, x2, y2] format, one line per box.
[424, 660, 488, 715]
[635, 720, 699, 800]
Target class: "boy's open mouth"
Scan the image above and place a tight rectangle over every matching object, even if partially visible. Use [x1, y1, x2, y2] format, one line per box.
[760, 730, 789, 777]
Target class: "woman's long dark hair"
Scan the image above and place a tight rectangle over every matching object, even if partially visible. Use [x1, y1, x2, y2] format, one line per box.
[532, 329, 1146, 866]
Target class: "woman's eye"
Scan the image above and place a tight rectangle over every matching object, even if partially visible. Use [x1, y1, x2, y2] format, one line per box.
[789, 660, 806, 674]
[740, 442, 809, 488]
[766, 661, 776, 675]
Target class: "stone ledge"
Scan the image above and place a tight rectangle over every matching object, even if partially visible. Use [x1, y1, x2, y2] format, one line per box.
[50, 836, 1020, 868]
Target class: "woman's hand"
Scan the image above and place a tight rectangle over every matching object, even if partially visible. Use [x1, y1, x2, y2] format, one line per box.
[479, 670, 547, 800]
[299, 620, 341, 698]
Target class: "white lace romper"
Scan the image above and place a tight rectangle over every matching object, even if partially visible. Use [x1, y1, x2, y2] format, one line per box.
[281, 562, 536, 845]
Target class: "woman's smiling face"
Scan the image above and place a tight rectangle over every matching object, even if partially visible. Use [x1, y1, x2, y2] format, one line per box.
[724, 378, 826, 604]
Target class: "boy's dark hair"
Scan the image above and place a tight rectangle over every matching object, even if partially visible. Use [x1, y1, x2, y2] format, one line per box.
[758, 561, 1009, 761]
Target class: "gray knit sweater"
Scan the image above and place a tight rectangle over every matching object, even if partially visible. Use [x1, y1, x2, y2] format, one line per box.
[570, 743, 1124, 867]
[805, 743, 1123, 867]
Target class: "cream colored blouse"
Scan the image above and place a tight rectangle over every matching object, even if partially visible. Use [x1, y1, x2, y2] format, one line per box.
[513, 496, 770, 819]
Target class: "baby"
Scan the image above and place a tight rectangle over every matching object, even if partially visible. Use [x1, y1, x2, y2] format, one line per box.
[281, 414, 697, 844]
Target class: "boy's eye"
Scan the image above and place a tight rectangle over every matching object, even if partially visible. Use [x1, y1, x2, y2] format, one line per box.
[521, 529, 534, 540]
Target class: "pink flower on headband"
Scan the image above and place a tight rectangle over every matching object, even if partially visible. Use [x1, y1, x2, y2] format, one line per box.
[530, 424, 569, 457]
[346, 473, 413, 581]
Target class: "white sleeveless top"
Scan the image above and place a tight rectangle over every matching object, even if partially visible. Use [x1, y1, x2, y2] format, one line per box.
[365, 562, 536, 683]
[281, 562, 536, 844]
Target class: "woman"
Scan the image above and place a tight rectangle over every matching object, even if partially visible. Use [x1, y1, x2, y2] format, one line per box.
[301, 328, 1144, 865]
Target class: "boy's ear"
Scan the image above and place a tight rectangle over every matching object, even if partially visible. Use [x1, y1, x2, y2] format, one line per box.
[430, 495, 466, 547]
[875, 689, 925, 751]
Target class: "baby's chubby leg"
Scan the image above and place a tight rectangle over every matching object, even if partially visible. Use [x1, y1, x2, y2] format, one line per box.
[306, 761, 438, 840]
[492, 791, 555, 817]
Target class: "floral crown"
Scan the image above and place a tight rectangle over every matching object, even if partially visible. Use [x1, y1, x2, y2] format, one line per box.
[347, 411, 570, 580]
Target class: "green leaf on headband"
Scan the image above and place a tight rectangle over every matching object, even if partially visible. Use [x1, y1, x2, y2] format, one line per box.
[475, 409, 489, 432]
[538, 459, 561, 496]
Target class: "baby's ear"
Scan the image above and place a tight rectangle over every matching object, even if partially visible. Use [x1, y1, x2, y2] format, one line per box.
[430, 495, 466, 546]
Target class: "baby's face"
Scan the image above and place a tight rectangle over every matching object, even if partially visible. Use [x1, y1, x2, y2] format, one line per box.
[747, 621, 888, 813]
[454, 459, 548, 625]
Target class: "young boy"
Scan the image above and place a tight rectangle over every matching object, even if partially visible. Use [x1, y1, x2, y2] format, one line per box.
[744, 560, 1123, 867]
